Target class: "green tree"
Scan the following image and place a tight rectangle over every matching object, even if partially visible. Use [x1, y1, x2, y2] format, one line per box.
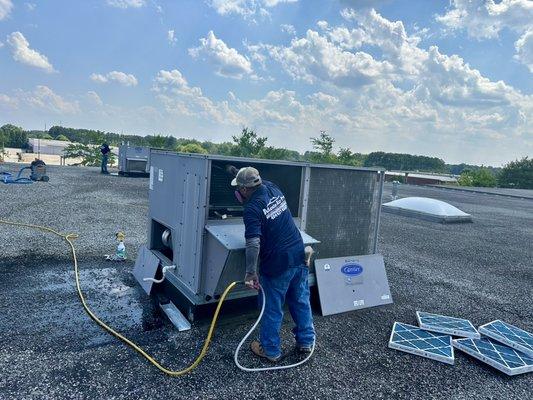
[498, 157, 533, 189]
[472, 168, 497, 187]
[364, 151, 445, 172]
[458, 171, 474, 186]
[63, 143, 116, 166]
[259, 146, 301, 161]
[146, 135, 167, 149]
[458, 168, 497, 187]
[311, 131, 334, 156]
[309, 131, 336, 163]
[55, 134, 70, 141]
[177, 143, 208, 154]
[231, 127, 267, 158]
[0, 124, 28, 148]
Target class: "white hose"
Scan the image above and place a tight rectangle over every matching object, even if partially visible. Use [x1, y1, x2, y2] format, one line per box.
[143, 265, 176, 284]
[234, 285, 315, 372]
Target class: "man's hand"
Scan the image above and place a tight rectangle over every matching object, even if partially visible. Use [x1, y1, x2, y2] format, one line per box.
[244, 272, 259, 290]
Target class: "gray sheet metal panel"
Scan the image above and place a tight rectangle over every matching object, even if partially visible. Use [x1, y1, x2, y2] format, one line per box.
[204, 221, 319, 250]
[132, 245, 160, 295]
[373, 171, 385, 253]
[201, 231, 230, 298]
[314, 254, 392, 316]
[175, 156, 208, 293]
[305, 168, 380, 260]
[149, 153, 208, 294]
[299, 166, 311, 230]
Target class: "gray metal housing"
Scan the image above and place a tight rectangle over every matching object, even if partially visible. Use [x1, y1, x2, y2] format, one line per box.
[118, 145, 150, 175]
[140, 150, 384, 311]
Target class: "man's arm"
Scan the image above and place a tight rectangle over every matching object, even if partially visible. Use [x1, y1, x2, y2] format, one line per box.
[243, 205, 262, 289]
[245, 236, 260, 276]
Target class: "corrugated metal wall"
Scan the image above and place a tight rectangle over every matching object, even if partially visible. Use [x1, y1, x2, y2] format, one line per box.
[305, 168, 380, 260]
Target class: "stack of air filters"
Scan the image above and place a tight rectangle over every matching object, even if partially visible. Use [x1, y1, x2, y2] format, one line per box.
[388, 312, 533, 376]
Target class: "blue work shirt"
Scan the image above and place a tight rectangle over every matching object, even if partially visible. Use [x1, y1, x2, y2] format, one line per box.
[243, 180, 305, 277]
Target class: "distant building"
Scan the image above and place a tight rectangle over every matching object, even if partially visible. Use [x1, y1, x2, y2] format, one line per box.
[27, 138, 70, 156]
[385, 171, 458, 185]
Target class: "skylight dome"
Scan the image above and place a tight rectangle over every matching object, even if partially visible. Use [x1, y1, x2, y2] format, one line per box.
[382, 197, 472, 223]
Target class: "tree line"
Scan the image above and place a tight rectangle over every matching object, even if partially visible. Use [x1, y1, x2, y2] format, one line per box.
[1, 123, 530, 189]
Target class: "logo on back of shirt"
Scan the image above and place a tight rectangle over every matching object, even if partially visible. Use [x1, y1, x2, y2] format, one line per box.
[263, 196, 288, 220]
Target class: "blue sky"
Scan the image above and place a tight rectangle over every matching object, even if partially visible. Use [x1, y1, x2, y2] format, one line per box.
[0, 0, 532, 166]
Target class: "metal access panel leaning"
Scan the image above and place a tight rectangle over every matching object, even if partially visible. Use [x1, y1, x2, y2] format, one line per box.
[118, 145, 150, 175]
[314, 254, 392, 316]
[137, 150, 384, 319]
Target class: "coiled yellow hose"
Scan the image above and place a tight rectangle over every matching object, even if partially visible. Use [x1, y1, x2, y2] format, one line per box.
[0, 219, 238, 376]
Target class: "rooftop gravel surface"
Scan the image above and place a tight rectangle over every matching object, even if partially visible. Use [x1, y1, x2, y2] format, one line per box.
[1, 164, 531, 399]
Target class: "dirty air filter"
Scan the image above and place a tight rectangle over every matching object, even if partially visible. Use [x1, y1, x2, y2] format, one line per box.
[382, 197, 472, 223]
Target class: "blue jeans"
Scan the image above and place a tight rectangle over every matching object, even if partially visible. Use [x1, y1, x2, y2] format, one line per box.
[259, 265, 315, 358]
[101, 154, 108, 173]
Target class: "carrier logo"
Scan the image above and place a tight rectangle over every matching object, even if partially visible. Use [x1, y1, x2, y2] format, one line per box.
[341, 263, 363, 276]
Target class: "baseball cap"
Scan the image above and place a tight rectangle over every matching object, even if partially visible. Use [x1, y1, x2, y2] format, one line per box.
[231, 167, 262, 188]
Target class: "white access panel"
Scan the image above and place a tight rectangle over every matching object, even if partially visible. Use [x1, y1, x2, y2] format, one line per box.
[314, 254, 392, 316]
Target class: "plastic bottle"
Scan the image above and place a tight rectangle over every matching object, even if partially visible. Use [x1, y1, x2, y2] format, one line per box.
[116, 240, 126, 259]
[115, 231, 126, 260]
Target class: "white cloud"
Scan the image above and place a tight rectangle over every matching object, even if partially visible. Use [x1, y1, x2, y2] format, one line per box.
[19, 85, 79, 114]
[0, 93, 18, 108]
[0, 41, 3, 48]
[515, 29, 533, 73]
[6, 32, 56, 73]
[208, 0, 297, 18]
[280, 24, 296, 35]
[436, 0, 533, 39]
[153, 69, 243, 124]
[0, 0, 13, 20]
[87, 91, 104, 107]
[167, 29, 177, 45]
[106, 0, 145, 8]
[266, 29, 395, 87]
[90, 71, 138, 86]
[189, 31, 253, 79]
[25, 3, 36, 11]
[308, 92, 339, 106]
[436, 1, 533, 73]
[228, 9, 532, 164]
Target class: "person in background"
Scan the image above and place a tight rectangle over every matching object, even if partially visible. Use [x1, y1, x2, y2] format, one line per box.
[231, 166, 315, 362]
[100, 142, 110, 174]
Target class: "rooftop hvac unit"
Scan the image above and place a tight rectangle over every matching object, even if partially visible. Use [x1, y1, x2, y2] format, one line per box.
[118, 145, 150, 176]
[134, 151, 385, 320]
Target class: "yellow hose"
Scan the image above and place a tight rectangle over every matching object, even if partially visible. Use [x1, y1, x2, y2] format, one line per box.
[0, 219, 238, 376]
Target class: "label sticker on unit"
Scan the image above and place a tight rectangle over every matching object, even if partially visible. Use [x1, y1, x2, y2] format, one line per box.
[353, 299, 365, 307]
[381, 294, 390, 300]
[149, 166, 154, 190]
[158, 169, 164, 182]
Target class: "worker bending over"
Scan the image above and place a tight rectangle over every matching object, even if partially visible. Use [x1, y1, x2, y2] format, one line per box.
[231, 167, 315, 362]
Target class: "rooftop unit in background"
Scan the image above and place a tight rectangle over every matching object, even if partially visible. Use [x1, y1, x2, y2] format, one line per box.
[385, 171, 458, 186]
[118, 145, 150, 176]
[134, 151, 385, 320]
[27, 138, 71, 156]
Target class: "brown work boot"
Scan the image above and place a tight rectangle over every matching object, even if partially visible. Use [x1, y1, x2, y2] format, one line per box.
[250, 340, 281, 362]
